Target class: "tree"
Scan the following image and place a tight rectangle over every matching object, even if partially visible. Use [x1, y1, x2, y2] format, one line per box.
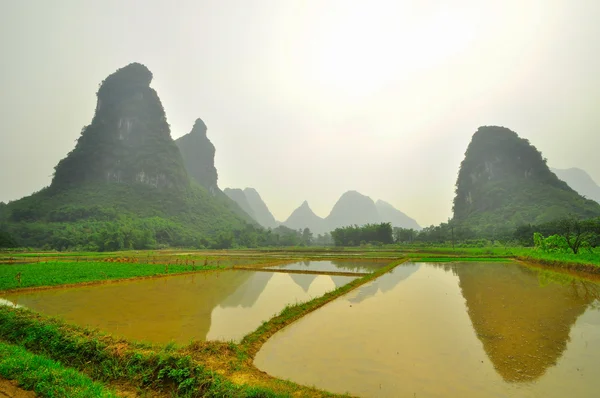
[301, 228, 313, 246]
[555, 217, 596, 254]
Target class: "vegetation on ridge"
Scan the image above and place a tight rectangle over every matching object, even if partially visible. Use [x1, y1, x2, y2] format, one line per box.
[453, 126, 600, 231]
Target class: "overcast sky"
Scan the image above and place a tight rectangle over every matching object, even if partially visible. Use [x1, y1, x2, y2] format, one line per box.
[1, 1, 599, 226]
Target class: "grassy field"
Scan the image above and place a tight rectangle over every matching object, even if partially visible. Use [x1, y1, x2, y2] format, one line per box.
[0, 257, 293, 291]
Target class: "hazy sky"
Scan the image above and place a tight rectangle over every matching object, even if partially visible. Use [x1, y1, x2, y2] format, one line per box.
[1, 1, 600, 226]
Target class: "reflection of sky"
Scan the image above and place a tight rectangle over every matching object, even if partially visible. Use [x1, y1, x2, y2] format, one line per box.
[347, 264, 420, 303]
[220, 272, 274, 308]
[208, 273, 355, 341]
[290, 274, 318, 292]
[0, 298, 22, 308]
[268, 260, 385, 274]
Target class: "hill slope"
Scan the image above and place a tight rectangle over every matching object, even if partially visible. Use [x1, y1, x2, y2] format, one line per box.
[453, 126, 600, 230]
[551, 167, 600, 204]
[223, 188, 256, 220]
[3, 63, 252, 249]
[243, 188, 279, 229]
[375, 200, 421, 230]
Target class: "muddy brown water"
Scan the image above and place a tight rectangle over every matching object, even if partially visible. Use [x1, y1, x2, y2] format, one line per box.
[0, 270, 355, 344]
[266, 260, 387, 274]
[254, 262, 600, 397]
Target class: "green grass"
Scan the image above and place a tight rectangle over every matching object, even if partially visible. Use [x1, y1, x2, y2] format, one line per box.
[0, 341, 116, 397]
[0, 261, 222, 291]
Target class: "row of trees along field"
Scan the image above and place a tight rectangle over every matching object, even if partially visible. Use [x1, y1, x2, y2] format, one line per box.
[2, 211, 599, 252]
[393, 216, 600, 254]
[0, 216, 333, 250]
[331, 223, 394, 246]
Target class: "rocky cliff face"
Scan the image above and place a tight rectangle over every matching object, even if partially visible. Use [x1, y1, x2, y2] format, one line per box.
[52, 63, 188, 190]
[552, 167, 600, 204]
[453, 126, 600, 227]
[175, 118, 219, 194]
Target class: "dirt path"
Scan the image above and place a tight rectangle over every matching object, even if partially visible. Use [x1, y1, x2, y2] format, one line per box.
[0, 378, 35, 398]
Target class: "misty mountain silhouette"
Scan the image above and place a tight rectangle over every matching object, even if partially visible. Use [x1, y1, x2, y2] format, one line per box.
[282, 191, 420, 234]
[552, 167, 600, 204]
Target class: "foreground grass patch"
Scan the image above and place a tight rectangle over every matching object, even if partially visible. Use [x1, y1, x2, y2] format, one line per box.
[0, 261, 225, 291]
[0, 341, 116, 397]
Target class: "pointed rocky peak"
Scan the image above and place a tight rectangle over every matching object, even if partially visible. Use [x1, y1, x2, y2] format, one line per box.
[283, 200, 326, 234]
[176, 118, 218, 194]
[299, 200, 311, 209]
[453, 126, 600, 228]
[51, 63, 188, 190]
[191, 118, 208, 135]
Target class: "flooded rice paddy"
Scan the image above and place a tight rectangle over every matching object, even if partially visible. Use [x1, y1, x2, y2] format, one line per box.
[1, 268, 356, 343]
[266, 260, 387, 274]
[255, 262, 600, 397]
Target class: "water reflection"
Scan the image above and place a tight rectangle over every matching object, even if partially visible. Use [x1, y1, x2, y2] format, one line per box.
[267, 260, 387, 274]
[450, 262, 599, 382]
[347, 264, 419, 303]
[1, 270, 356, 344]
[255, 262, 600, 397]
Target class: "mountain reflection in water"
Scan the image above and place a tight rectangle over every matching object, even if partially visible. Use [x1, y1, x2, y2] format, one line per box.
[255, 262, 600, 398]
[1, 269, 356, 344]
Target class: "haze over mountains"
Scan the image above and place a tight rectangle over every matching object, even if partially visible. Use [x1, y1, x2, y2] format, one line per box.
[225, 188, 421, 234]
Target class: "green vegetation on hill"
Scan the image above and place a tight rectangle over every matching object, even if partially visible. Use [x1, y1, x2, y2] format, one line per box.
[4, 183, 254, 250]
[453, 126, 600, 231]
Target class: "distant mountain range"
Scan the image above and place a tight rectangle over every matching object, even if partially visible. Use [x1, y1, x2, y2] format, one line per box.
[551, 168, 600, 204]
[225, 188, 420, 234]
